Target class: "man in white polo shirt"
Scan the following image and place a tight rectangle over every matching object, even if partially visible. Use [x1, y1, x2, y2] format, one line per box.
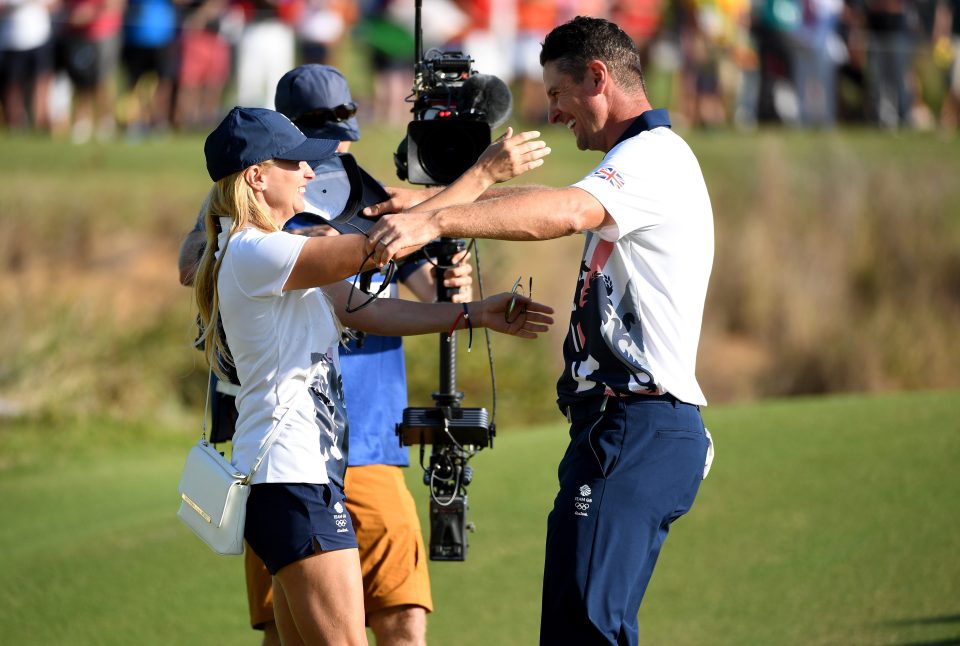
[364, 16, 715, 645]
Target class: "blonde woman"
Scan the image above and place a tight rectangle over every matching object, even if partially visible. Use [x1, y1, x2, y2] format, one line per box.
[194, 107, 553, 645]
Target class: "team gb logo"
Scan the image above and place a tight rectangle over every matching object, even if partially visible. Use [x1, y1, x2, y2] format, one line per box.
[591, 165, 625, 189]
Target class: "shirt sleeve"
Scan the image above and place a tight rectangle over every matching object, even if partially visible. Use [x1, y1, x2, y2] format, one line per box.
[572, 140, 665, 241]
[227, 230, 309, 299]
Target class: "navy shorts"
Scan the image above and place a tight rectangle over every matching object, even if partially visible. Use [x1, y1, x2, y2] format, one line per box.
[245, 482, 358, 575]
[541, 394, 709, 645]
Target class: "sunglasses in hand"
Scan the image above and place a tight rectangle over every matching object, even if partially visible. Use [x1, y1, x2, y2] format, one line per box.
[506, 276, 533, 324]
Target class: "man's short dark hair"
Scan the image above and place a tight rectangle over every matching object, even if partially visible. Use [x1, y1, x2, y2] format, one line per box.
[540, 16, 645, 94]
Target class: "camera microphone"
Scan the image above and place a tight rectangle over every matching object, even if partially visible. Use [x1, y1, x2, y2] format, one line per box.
[458, 74, 513, 128]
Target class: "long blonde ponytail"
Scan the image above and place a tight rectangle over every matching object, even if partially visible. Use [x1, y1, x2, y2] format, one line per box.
[194, 163, 279, 380]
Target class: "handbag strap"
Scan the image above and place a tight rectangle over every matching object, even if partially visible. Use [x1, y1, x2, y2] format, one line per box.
[201, 368, 213, 444]
[243, 407, 291, 484]
[201, 367, 287, 484]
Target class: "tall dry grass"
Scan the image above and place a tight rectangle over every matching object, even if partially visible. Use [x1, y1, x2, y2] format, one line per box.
[697, 132, 960, 400]
[0, 130, 957, 428]
[401, 130, 960, 419]
[0, 138, 210, 426]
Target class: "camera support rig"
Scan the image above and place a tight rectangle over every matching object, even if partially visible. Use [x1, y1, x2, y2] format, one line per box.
[396, 238, 494, 561]
[393, 0, 510, 562]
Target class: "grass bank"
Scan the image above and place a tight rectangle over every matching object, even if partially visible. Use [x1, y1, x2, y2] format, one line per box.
[1, 129, 958, 426]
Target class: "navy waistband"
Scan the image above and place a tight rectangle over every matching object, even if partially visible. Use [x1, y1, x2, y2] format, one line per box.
[563, 392, 680, 425]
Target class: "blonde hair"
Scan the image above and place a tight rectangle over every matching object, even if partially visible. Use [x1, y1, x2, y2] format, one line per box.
[194, 160, 345, 380]
[194, 162, 280, 380]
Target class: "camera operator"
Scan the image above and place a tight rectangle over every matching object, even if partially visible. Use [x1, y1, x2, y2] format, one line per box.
[179, 69, 551, 645]
[364, 17, 716, 646]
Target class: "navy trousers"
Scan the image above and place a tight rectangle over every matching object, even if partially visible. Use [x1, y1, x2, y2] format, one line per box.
[540, 394, 709, 645]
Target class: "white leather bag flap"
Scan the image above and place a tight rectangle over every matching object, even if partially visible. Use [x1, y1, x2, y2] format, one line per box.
[177, 441, 245, 529]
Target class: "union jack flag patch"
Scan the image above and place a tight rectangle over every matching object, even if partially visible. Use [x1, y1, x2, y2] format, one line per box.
[592, 165, 625, 189]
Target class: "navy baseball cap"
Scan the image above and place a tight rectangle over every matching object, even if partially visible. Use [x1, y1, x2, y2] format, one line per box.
[275, 65, 361, 142]
[204, 106, 339, 182]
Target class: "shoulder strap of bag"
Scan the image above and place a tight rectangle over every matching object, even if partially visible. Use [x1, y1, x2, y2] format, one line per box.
[201, 368, 213, 444]
[243, 407, 291, 484]
[200, 367, 288, 484]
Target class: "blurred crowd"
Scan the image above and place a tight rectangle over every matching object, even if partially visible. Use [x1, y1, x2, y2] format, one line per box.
[1, 0, 959, 142]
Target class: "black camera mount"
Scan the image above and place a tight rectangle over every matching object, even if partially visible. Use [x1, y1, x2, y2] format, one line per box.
[394, 0, 513, 562]
[396, 238, 494, 561]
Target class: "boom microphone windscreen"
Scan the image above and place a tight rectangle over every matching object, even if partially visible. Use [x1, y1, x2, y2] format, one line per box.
[459, 74, 513, 128]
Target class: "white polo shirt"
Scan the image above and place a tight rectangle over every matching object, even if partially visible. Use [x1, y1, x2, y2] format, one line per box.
[557, 110, 714, 407]
[215, 220, 345, 484]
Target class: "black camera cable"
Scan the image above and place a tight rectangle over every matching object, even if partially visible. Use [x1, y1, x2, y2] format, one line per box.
[469, 238, 499, 430]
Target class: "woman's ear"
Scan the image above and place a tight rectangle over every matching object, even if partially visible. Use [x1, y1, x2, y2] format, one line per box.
[244, 165, 264, 190]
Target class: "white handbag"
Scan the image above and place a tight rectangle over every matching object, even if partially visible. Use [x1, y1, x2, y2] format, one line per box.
[177, 372, 285, 556]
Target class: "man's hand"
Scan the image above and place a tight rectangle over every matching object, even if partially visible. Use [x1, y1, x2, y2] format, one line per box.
[367, 211, 441, 266]
[473, 292, 554, 338]
[446, 249, 473, 303]
[178, 229, 206, 286]
[473, 127, 551, 185]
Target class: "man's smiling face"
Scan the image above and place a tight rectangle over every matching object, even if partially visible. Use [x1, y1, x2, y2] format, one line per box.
[543, 60, 604, 152]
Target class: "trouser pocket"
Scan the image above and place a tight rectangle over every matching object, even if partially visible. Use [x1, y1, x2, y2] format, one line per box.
[586, 407, 626, 478]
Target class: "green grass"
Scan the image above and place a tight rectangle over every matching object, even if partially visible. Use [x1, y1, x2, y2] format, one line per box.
[1, 390, 958, 644]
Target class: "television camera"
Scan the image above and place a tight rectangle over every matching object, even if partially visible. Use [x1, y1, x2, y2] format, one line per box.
[394, 2, 512, 186]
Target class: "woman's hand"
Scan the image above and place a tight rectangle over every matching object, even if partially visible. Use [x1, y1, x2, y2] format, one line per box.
[473, 292, 554, 338]
[474, 128, 551, 185]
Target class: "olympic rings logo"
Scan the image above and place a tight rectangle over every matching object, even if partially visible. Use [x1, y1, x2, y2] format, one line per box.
[574, 502, 590, 511]
[336, 519, 348, 528]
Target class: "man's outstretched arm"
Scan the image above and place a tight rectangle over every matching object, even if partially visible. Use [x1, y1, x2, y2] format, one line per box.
[366, 186, 613, 265]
